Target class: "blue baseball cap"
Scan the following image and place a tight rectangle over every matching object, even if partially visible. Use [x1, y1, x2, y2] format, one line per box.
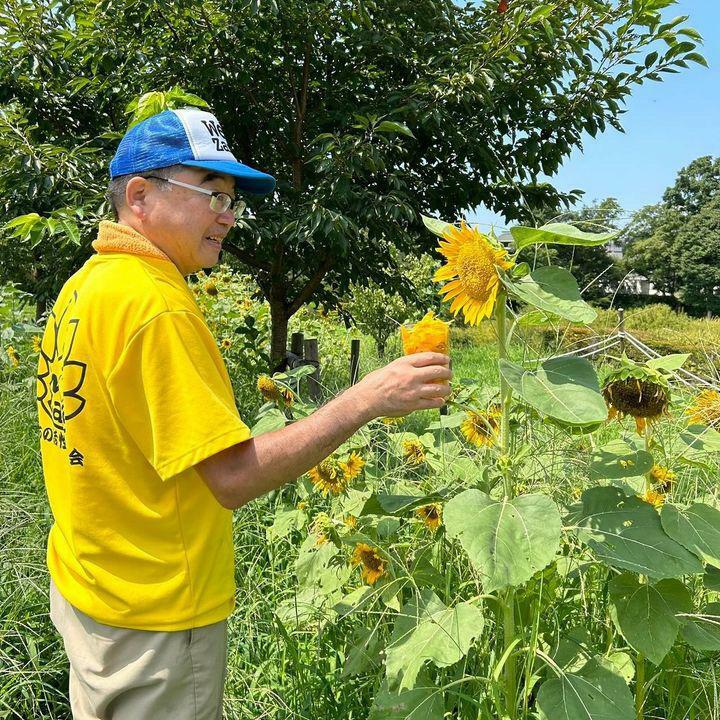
[109, 108, 276, 195]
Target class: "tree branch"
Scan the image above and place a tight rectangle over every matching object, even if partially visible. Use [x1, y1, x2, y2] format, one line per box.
[287, 255, 334, 316]
[222, 239, 271, 272]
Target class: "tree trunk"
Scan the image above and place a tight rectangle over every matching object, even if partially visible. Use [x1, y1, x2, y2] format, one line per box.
[270, 301, 290, 370]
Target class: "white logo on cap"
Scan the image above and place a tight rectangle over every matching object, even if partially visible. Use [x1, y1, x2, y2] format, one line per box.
[172, 108, 238, 162]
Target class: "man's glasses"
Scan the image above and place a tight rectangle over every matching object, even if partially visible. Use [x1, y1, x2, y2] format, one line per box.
[144, 176, 247, 220]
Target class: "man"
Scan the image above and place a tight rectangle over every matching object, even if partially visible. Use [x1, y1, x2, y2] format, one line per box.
[37, 106, 451, 720]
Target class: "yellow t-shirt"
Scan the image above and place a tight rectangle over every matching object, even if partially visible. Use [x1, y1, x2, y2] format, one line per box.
[37, 221, 251, 631]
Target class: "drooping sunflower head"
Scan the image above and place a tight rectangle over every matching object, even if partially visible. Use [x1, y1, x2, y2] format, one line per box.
[434, 221, 514, 325]
[340, 452, 365, 481]
[402, 439, 426, 466]
[460, 406, 501, 447]
[415, 503, 442, 532]
[602, 359, 670, 433]
[401, 311, 451, 355]
[308, 459, 348, 496]
[257, 374, 283, 402]
[686, 389, 720, 428]
[351, 542, 387, 585]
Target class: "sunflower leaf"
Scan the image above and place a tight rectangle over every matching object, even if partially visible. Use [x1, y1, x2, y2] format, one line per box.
[503, 266, 597, 324]
[385, 589, 484, 691]
[510, 222, 618, 251]
[681, 602, 720, 652]
[421, 215, 452, 238]
[444, 490, 561, 593]
[536, 656, 635, 720]
[661, 503, 720, 568]
[609, 574, 692, 665]
[570, 487, 704, 579]
[589, 439, 654, 480]
[499, 357, 607, 426]
[369, 670, 444, 720]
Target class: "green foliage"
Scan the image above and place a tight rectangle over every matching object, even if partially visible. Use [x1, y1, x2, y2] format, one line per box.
[444, 490, 561, 594]
[0, 0, 707, 356]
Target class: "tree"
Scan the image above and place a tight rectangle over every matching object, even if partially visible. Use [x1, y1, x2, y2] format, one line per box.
[674, 194, 720, 316]
[0, 0, 707, 361]
[623, 156, 719, 302]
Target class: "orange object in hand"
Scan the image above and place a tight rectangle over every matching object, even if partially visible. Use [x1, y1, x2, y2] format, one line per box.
[401, 311, 450, 356]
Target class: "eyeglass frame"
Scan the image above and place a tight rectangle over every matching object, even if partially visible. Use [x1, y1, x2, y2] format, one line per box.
[142, 175, 247, 218]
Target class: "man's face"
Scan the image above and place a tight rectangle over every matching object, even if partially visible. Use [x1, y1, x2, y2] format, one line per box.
[132, 167, 237, 276]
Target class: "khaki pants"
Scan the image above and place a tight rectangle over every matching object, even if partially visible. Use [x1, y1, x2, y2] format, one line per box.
[49, 580, 227, 720]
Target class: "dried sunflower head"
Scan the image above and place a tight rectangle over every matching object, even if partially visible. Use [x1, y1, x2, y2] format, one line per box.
[602, 357, 670, 433]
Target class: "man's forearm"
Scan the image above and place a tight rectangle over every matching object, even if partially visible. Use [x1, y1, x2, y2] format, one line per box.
[201, 384, 375, 509]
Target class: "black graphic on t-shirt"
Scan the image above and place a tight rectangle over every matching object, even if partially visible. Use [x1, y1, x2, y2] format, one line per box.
[37, 290, 87, 435]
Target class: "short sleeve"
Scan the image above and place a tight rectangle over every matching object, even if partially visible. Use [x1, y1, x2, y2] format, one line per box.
[107, 311, 251, 481]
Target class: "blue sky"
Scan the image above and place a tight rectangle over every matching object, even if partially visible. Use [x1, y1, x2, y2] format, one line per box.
[469, 0, 719, 229]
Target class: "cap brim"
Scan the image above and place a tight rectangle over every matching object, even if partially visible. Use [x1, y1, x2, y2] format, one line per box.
[181, 160, 276, 195]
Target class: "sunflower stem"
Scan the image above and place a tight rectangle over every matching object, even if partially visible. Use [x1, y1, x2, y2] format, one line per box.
[496, 292, 518, 718]
[644, 423, 653, 494]
[496, 292, 513, 500]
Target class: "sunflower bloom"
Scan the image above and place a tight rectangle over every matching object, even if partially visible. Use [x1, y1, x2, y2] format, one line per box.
[650, 465, 675, 484]
[381, 416, 402, 426]
[6, 346, 19, 368]
[460, 407, 501, 447]
[401, 311, 450, 355]
[641, 488, 665, 509]
[220, 338, 232, 350]
[203, 280, 219, 296]
[308, 459, 348, 496]
[686, 389, 720, 428]
[257, 375, 283, 403]
[415, 503, 442, 532]
[351, 543, 387, 585]
[402, 439, 426, 466]
[434, 221, 514, 325]
[32, 335, 42, 353]
[343, 515, 358, 529]
[340, 452, 365, 481]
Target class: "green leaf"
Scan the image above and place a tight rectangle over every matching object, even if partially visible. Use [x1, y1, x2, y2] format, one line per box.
[589, 439, 654, 480]
[609, 574, 692, 665]
[703, 565, 720, 591]
[681, 602, 720, 652]
[503, 267, 596, 324]
[661, 503, 720, 568]
[645, 353, 690, 371]
[499, 357, 607, 426]
[444, 490, 561, 593]
[510, 223, 618, 251]
[295, 533, 339, 588]
[376, 120, 415, 138]
[342, 625, 382, 677]
[421, 215, 451, 239]
[369, 670, 444, 720]
[537, 656, 634, 720]
[571, 487, 704, 579]
[251, 408, 287, 436]
[267, 507, 306, 540]
[385, 589, 484, 691]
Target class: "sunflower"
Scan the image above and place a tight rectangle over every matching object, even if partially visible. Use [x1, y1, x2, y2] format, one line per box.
[434, 221, 514, 325]
[402, 439, 426, 466]
[343, 515, 358, 529]
[640, 488, 665, 509]
[686, 389, 720, 428]
[32, 335, 42, 353]
[351, 543, 387, 585]
[5, 345, 19, 368]
[220, 338, 232, 350]
[308, 459, 348, 496]
[381, 416, 402, 426]
[650, 465, 675, 485]
[203, 280, 219, 296]
[340, 452, 365, 481]
[401, 311, 450, 355]
[460, 406, 501, 447]
[257, 375, 292, 404]
[415, 503, 442, 532]
[602, 358, 670, 435]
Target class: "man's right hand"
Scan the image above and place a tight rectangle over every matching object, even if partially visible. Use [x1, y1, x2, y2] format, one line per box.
[350, 352, 452, 421]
